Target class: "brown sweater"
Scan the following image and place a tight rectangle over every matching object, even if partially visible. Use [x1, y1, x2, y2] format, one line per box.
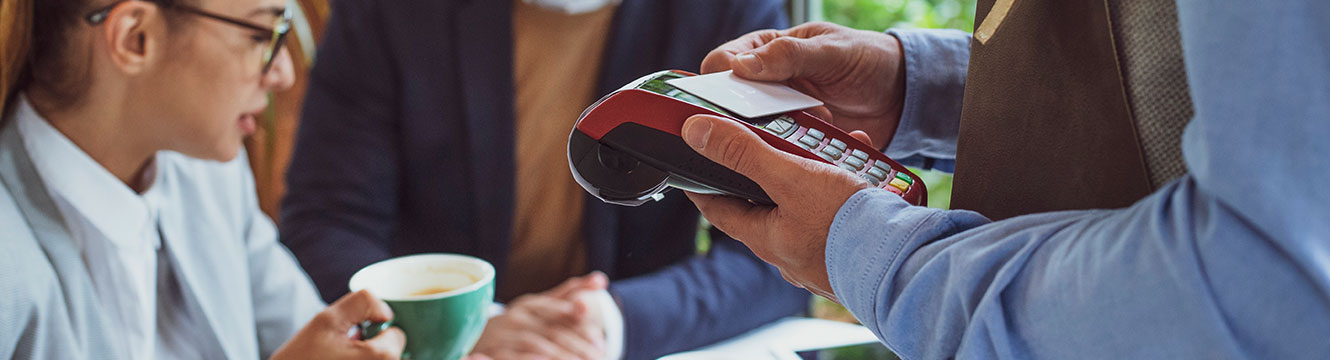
[502, 1, 616, 300]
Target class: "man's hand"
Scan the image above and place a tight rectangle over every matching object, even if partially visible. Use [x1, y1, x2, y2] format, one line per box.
[681, 114, 877, 303]
[471, 272, 610, 360]
[701, 21, 907, 149]
[272, 290, 406, 360]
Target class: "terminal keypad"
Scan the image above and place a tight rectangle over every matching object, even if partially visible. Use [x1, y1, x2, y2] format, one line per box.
[759, 116, 917, 198]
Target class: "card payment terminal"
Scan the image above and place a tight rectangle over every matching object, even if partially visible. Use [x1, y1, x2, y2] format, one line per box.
[567, 70, 926, 207]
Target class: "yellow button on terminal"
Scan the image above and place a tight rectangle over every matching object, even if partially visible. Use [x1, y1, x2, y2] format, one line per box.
[888, 178, 910, 192]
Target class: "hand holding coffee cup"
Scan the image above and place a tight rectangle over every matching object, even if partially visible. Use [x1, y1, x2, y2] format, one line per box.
[272, 290, 407, 360]
[350, 254, 496, 360]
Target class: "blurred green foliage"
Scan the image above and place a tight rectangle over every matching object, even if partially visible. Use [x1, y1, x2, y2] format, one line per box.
[823, 0, 976, 32]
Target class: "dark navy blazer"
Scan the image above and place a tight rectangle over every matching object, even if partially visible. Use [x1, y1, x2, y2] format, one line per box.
[280, 0, 809, 358]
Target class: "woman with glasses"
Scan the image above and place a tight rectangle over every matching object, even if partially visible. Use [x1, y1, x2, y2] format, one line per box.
[0, 0, 407, 358]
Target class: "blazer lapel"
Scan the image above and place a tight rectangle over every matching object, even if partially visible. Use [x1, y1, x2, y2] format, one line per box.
[0, 121, 120, 358]
[454, 0, 517, 272]
[156, 210, 240, 359]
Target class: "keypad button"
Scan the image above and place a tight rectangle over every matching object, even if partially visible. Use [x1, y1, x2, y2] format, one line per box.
[819, 147, 843, 161]
[763, 120, 792, 137]
[860, 173, 881, 186]
[806, 128, 825, 141]
[828, 139, 847, 152]
[798, 134, 821, 148]
[839, 163, 860, 173]
[872, 159, 892, 173]
[884, 184, 904, 195]
[866, 167, 889, 182]
[842, 156, 866, 170]
[850, 149, 870, 162]
[818, 150, 839, 162]
[889, 178, 910, 192]
[894, 172, 914, 184]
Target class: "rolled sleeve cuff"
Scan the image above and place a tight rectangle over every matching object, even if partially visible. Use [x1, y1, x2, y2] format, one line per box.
[882, 28, 971, 172]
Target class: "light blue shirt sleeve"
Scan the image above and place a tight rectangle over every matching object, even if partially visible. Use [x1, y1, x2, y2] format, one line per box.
[827, 1, 1330, 359]
[882, 28, 971, 173]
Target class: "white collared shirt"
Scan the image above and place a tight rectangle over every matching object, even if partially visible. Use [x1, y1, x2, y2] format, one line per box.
[14, 97, 164, 360]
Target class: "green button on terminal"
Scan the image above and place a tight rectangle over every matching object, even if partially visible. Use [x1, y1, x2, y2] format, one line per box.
[894, 172, 913, 184]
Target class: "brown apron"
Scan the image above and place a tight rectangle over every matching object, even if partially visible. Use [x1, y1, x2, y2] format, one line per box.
[951, 0, 1192, 220]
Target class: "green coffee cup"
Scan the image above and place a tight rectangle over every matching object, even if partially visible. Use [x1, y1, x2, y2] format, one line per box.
[349, 253, 495, 360]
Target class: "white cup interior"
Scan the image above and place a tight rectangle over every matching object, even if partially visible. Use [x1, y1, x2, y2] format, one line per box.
[348, 253, 495, 301]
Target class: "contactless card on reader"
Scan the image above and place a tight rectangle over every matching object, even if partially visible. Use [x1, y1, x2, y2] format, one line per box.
[569, 70, 926, 208]
[666, 70, 823, 119]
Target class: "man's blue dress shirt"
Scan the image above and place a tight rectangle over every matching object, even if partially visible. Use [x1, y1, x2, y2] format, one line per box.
[828, 1, 1330, 358]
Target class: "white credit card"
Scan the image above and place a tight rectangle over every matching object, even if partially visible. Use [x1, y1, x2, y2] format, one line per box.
[666, 70, 824, 119]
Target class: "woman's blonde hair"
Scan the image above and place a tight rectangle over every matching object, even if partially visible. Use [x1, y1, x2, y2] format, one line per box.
[1, 0, 33, 117]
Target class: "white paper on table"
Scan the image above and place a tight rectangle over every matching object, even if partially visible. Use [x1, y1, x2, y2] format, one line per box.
[657, 317, 880, 360]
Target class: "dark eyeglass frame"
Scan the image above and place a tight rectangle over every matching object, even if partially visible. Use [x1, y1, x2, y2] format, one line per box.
[84, 0, 292, 75]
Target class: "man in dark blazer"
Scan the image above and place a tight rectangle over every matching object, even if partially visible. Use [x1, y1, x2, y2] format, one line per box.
[280, 0, 808, 359]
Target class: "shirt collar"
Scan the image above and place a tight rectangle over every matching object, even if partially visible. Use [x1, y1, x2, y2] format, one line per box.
[521, 0, 620, 15]
[13, 95, 163, 250]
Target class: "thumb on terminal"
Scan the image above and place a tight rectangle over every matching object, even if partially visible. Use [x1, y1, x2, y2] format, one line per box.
[682, 115, 787, 187]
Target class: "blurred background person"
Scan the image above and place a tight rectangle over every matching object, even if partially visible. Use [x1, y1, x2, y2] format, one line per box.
[279, 0, 809, 358]
[0, 0, 406, 357]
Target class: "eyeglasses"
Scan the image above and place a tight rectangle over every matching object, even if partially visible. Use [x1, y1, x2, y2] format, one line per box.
[85, 1, 292, 75]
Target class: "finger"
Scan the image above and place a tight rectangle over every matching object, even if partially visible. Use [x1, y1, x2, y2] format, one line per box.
[684, 192, 773, 247]
[545, 271, 608, 299]
[359, 326, 406, 359]
[581, 271, 608, 291]
[805, 106, 834, 124]
[701, 29, 782, 74]
[513, 332, 581, 360]
[543, 328, 604, 360]
[516, 296, 584, 325]
[463, 354, 494, 360]
[560, 292, 606, 351]
[730, 22, 857, 84]
[485, 350, 553, 360]
[730, 35, 817, 82]
[320, 290, 394, 329]
[481, 312, 581, 359]
[508, 298, 603, 353]
[847, 130, 874, 148]
[568, 293, 606, 350]
[681, 114, 805, 192]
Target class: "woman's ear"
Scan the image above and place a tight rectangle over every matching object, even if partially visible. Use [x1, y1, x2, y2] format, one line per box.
[101, 2, 163, 75]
